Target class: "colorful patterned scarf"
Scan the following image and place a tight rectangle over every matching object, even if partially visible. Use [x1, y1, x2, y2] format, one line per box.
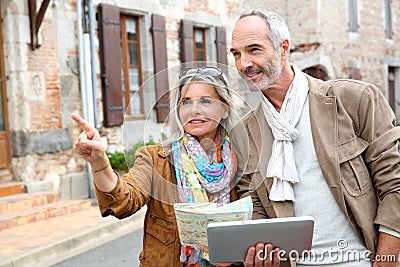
[172, 133, 237, 266]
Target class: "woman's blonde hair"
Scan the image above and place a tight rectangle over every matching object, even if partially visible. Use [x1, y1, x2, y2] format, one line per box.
[169, 72, 233, 141]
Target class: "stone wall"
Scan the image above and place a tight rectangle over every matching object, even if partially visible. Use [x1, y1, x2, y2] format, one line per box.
[2, 0, 84, 186]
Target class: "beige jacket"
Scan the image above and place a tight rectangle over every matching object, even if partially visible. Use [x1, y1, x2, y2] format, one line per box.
[232, 75, 400, 259]
[95, 145, 238, 267]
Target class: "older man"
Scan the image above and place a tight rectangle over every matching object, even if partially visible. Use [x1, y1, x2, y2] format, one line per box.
[230, 9, 400, 267]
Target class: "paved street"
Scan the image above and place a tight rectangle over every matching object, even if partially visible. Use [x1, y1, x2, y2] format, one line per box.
[53, 228, 143, 267]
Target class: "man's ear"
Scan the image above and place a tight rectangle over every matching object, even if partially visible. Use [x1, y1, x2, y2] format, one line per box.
[281, 39, 290, 59]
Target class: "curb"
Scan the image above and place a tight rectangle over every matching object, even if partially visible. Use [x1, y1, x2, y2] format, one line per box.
[0, 207, 146, 267]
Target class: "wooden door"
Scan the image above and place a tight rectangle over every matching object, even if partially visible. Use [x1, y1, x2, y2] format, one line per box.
[0, 13, 12, 182]
[303, 66, 328, 81]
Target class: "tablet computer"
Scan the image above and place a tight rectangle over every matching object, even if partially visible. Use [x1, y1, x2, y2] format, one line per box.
[207, 216, 314, 263]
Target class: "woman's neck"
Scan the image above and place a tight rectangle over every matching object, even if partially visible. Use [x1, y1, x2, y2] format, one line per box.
[199, 138, 216, 155]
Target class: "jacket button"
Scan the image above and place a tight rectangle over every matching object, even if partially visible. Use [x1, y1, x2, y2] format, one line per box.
[107, 196, 113, 201]
[165, 237, 169, 243]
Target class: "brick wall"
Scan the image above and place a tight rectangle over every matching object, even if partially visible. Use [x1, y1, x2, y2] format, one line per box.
[27, 20, 62, 131]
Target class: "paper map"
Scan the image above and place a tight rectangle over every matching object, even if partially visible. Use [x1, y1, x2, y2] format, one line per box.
[174, 196, 253, 247]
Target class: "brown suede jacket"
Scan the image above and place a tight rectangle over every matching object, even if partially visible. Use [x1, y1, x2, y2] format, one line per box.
[232, 75, 400, 262]
[95, 145, 238, 267]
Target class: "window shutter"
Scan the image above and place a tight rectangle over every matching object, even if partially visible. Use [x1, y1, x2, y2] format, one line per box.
[215, 26, 227, 65]
[98, 4, 123, 127]
[385, 0, 393, 39]
[151, 14, 169, 123]
[348, 0, 358, 33]
[180, 20, 194, 63]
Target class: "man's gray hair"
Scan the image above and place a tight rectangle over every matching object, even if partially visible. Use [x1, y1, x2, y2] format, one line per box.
[239, 9, 290, 51]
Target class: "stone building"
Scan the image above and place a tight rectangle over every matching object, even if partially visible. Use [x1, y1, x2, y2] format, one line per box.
[0, 0, 398, 198]
[0, 0, 242, 196]
[254, 0, 400, 118]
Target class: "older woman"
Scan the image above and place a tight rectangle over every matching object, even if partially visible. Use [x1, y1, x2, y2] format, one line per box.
[71, 66, 237, 267]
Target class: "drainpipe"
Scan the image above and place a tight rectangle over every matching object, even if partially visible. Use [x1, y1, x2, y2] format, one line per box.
[77, 0, 95, 199]
[88, 0, 98, 129]
[82, 0, 95, 127]
[83, 35, 94, 126]
[77, 0, 88, 122]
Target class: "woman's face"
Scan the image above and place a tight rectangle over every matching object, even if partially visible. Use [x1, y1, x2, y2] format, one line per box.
[178, 82, 228, 142]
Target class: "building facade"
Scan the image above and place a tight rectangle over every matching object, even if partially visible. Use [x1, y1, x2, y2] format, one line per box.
[271, 0, 400, 117]
[0, 0, 398, 197]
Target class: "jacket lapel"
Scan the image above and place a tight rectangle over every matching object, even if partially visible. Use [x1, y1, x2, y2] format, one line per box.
[250, 104, 272, 178]
[307, 76, 347, 214]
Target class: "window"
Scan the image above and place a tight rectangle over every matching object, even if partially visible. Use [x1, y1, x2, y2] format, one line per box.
[99, 5, 169, 124]
[385, 0, 393, 39]
[180, 20, 227, 69]
[348, 0, 358, 33]
[194, 28, 206, 63]
[121, 15, 143, 117]
[388, 67, 395, 111]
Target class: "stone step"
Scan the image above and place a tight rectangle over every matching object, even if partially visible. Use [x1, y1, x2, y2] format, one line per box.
[0, 182, 25, 197]
[0, 199, 92, 231]
[0, 191, 59, 214]
[0, 170, 12, 183]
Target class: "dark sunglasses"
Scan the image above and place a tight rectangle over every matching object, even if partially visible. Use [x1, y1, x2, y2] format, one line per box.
[179, 67, 228, 88]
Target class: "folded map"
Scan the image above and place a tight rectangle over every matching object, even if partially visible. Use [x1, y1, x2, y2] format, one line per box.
[173, 196, 253, 247]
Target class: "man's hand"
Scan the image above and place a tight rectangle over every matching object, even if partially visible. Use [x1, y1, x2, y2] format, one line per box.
[213, 263, 235, 267]
[244, 243, 280, 267]
[373, 232, 400, 267]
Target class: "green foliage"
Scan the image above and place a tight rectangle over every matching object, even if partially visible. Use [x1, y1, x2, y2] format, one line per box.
[106, 139, 157, 171]
[161, 132, 168, 141]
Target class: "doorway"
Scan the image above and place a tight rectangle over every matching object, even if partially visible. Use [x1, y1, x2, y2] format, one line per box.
[303, 65, 329, 81]
[0, 12, 12, 182]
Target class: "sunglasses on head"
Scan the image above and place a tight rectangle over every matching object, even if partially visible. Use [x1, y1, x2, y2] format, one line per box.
[179, 67, 229, 89]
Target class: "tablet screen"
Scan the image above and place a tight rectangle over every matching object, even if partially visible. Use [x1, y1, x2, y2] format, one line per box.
[207, 216, 314, 263]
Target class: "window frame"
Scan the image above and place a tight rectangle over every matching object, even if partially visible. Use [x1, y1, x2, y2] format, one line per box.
[120, 14, 145, 119]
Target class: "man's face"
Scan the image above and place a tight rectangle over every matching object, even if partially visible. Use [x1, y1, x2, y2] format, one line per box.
[231, 16, 283, 92]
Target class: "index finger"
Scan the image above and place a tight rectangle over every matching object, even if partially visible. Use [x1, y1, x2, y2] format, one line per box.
[71, 113, 95, 133]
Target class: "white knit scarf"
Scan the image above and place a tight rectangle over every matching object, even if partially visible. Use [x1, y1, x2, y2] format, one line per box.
[261, 65, 309, 201]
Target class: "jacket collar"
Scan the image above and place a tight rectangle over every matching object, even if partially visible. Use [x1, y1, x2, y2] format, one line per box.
[157, 143, 172, 158]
